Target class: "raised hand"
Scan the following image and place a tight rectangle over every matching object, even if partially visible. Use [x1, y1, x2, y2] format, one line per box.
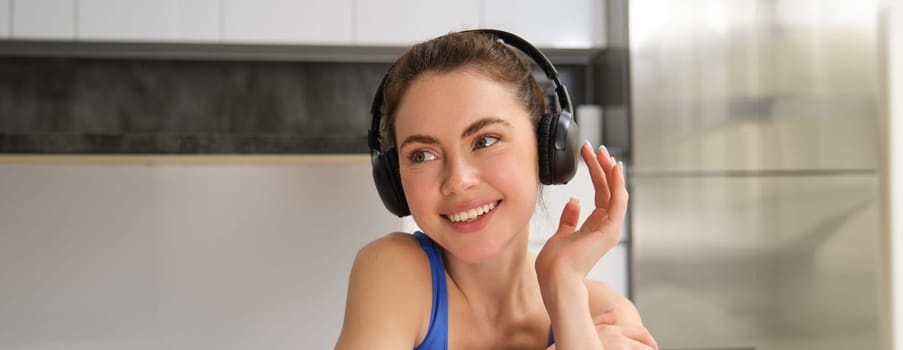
[535, 141, 628, 286]
[535, 141, 629, 349]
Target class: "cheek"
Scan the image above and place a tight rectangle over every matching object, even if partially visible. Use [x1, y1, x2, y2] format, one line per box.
[400, 171, 436, 214]
[485, 147, 540, 195]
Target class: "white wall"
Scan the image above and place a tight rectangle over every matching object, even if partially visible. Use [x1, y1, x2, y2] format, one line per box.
[0, 162, 402, 350]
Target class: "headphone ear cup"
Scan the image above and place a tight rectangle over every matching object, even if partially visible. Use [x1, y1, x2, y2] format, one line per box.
[537, 112, 580, 185]
[371, 149, 410, 217]
[537, 114, 556, 185]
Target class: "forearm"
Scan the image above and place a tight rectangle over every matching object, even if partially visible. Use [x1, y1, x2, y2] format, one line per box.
[541, 275, 603, 350]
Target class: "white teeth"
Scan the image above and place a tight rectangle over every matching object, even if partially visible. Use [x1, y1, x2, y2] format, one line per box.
[446, 202, 497, 223]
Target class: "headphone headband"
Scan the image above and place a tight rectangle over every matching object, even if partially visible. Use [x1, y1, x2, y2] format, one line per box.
[464, 29, 572, 114]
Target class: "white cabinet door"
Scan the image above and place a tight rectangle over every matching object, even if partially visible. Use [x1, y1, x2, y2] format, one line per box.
[78, 0, 219, 42]
[356, 0, 481, 45]
[484, 0, 605, 48]
[0, 0, 10, 37]
[223, 0, 352, 45]
[12, 0, 75, 39]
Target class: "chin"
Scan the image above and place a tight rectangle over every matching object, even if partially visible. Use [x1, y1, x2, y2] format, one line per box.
[441, 234, 508, 264]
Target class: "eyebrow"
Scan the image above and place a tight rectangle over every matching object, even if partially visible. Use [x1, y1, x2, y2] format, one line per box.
[461, 117, 511, 139]
[398, 134, 439, 150]
[398, 117, 511, 150]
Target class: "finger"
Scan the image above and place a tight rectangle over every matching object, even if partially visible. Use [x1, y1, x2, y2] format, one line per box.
[597, 144, 616, 176]
[555, 197, 581, 236]
[592, 309, 618, 325]
[619, 325, 658, 350]
[581, 206, 622, 250]
[603, 161, 629, 230]
[580, 141, 610, 209]
[594, 145, 616, 207]
[594, 325, 656, 350]
[592, 303, 619, 325]
[627, 337, 655, 350]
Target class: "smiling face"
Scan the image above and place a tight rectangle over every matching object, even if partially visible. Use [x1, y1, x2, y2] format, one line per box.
[394, 68, 540, 263]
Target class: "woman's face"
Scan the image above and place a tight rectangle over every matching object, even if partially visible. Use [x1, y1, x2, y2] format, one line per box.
[393, 68, 539, 263]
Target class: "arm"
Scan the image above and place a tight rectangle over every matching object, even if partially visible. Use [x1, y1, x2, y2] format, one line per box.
[335, 234, 430, 350]
[543, 281, 658, 350]
[541, 271, 602, 349]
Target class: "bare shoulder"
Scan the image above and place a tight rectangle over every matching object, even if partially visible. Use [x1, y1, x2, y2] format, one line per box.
[585, 279, 644, 326]
[357, 232, 430, 266]
[352, 232, 435, 287]
[335, 232, 433, 350]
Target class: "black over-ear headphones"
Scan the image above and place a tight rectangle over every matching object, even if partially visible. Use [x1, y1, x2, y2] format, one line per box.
[368, 29, 580, 217]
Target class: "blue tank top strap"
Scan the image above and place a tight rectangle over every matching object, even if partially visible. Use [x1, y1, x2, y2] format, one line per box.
[412, 231, 449, 350]
[549, 326, 555, 346]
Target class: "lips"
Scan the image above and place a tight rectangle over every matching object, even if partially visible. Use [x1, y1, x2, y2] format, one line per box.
[440, 200, 501, 233]
[445, 201, 496, 223]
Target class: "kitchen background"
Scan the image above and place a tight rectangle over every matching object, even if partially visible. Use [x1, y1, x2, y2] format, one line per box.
[0, 0, 901, 350]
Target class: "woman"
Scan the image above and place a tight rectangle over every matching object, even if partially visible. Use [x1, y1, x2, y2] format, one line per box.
[336, 30, 657, 350]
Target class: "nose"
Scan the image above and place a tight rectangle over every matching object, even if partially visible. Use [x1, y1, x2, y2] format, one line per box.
[440, 155, 479, 196]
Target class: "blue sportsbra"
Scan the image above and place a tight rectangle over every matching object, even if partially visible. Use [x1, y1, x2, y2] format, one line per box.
[412, 231, 554, 350]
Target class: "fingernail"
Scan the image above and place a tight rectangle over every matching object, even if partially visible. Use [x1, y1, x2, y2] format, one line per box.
[569, 196, 580, 203]
[611, 155, 617, 163]
[598, 144, 609, 156]
[618, 161, 625, 176]
[604, 303, 620, 313]
[584, 140, 592, 148]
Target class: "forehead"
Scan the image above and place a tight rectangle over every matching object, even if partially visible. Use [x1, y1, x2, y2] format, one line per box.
[393, 69, 530, 137]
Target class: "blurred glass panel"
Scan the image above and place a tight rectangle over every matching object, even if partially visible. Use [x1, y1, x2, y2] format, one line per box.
[632, 175, 882, 349]
[630, 0, 880, 172]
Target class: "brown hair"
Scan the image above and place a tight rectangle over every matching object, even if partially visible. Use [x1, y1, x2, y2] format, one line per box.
[379, 31, 547, 148]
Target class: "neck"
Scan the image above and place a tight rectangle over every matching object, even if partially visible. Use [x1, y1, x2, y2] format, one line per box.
[442, 228, 541, 321]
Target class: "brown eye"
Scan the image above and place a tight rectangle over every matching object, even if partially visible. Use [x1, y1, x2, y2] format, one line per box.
[409, 150, 437, 163]
[474, 136, 499, 149]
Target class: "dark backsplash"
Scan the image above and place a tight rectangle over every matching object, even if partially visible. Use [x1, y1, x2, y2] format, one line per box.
[0, 55, 589, 154]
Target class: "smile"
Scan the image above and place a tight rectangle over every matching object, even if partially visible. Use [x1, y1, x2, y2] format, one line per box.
[445, 201, 498, 223]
